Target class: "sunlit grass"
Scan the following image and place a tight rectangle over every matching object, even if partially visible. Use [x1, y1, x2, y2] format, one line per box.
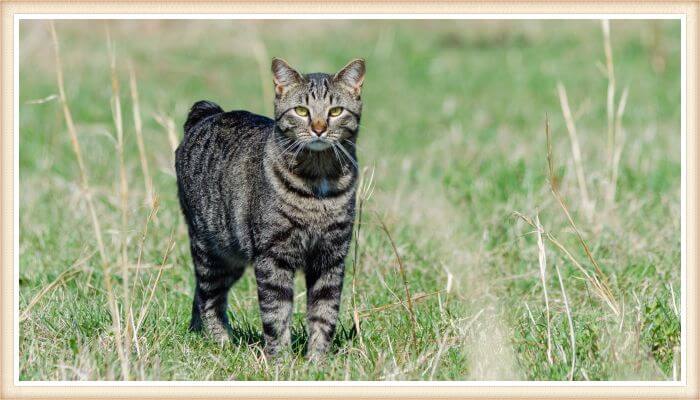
[18, 19, 680, 381]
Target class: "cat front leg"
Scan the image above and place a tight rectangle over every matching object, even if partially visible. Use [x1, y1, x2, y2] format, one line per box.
[305, 261, 345, 359]
[254, 255, 295, 357]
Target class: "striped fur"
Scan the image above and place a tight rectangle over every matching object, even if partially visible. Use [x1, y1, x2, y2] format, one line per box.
[175, 59, 365, 358]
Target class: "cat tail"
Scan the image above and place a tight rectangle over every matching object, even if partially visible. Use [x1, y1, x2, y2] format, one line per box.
[184, 100, 224, 133]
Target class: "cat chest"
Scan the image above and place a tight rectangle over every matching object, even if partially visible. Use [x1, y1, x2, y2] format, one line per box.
[288, 223, 349, 262]
[268, 203, 350, 252]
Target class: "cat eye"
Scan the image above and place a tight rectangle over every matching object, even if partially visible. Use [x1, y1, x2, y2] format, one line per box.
[294, 106, 309, 117]
[329, 107, 343, 117]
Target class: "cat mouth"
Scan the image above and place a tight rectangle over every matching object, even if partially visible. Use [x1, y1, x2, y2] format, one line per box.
[305, 139, 332, 152]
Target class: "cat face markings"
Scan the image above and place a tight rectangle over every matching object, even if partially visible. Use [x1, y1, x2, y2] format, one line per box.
[272, 59, 364, 152]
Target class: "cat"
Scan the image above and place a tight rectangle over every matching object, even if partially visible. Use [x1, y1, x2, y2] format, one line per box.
[175, 58, 365, 359]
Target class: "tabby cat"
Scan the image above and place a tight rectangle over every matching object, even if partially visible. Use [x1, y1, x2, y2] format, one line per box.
[175, 58, 365, 358]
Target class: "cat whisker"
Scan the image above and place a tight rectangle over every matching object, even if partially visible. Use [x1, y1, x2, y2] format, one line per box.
[279, 138, 299, 157]
[274, 134, 293, 148]
[269, 137, 302, 166]
[330, 142, 343, 167]
[343, 139, 363, 150]
[276, 135, 292, 145]
[336, 145, 352, 170]
[292, 143, 306, 160]
[334, 142, 358, 171]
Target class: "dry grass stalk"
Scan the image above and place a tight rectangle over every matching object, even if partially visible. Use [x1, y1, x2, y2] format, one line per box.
[358, 290, 443, 317]
[49, 22, 107, 264]
[127, 263, 172, 270]
[439, 264, 453, 315]
[602, 19, 616, 176]
[128, 195, 160, 338]
[524, 302, 537, 326]
[668, 283, 679, 318]
[26, 94, 59, 105]
[128, 61, 154, 206]
[554, 263, 576, 380]
[556, 83, 593, 221]
[516, 210, 617, 314]
[609, 86, 629, 205]
[599, 21, 631, 208]
[377, 215, 418, 347]
[543, 117, 619, 316]
[517, 212, 592, 278]
[107, 27, 132, 379]
[51, 22, 128, 379]
[534, 213, 554, 365]
[101, 262, 128, 378]
[20, 250, 95, 321]
[351, 166, 375, 347]
[136, 231, 175, 335]
[153, 112, 179, 156]
[428, 328, 450, 380]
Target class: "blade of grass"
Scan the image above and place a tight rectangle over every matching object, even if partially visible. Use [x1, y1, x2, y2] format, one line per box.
[439, 264, 453, 315]
[515, 211, 595, 284]
[49, 22, 106, 264]
[555, 263, 576, 380]
[128, 61, 154, 206]
[128, 194, 160, 348]
[107, 26, 132, 379]
[377, 214, 418, 347]
[428, 328, 450, 380]
[135, 231, 175, 335]
[602, 19, 616, 178]
[535, 213, 554, 365]
[20, 250, 95, 321]
[358, 290, 444, 317]
[153, 112, 179, 168]
[351, 166, 375, 347]
[514, 210, 617, 317]
[556, 82, 593, 221]
[51, 22, 128, 380]
[609, 86, 629, 205]
[544, 116, 619, 316]
[129, 195, 159, 304]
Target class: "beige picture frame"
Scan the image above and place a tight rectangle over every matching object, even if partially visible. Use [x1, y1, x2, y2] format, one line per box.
[1, 1, 697, 398]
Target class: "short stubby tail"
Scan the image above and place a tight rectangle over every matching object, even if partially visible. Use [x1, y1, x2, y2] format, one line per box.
[184, 100, 224, 133]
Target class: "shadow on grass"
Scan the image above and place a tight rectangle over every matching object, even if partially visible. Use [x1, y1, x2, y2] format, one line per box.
[223, 313, 358, 356]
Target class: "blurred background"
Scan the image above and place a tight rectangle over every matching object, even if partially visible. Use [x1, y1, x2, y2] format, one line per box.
[19, 19, 680, 381]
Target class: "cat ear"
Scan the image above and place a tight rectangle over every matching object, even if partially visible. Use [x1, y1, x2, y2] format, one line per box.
[333, 58, 365, 96]
[271, 58, 303, 96]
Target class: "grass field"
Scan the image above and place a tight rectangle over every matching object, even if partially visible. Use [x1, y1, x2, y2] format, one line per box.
[18, 19, 681, 381]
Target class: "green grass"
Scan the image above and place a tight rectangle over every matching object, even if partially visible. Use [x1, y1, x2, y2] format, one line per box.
[19, 19, 681, 381]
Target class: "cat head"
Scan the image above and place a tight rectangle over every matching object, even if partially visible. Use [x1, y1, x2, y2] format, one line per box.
[271, 58, 365, 152]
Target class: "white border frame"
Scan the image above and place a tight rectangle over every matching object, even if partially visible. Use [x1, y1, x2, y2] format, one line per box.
[12, 13, 687, 387]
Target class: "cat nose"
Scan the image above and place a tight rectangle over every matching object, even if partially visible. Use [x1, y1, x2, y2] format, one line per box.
[311, 120, 327, 135]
